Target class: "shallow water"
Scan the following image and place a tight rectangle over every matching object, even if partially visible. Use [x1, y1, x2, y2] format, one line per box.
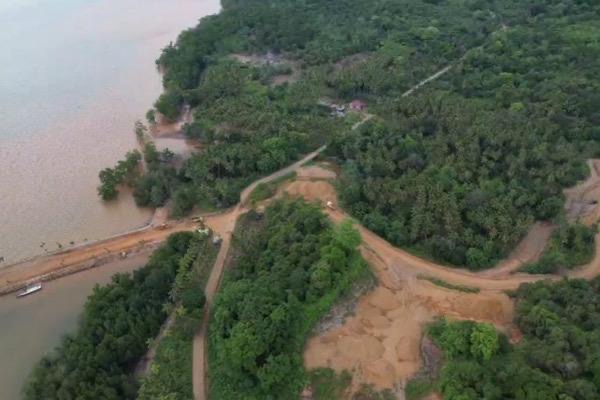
[0, 0, 221, 265]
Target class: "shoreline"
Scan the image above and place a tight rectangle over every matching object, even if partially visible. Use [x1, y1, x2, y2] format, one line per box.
[0, 217, 194, 297]
[0, 205, 231, 297]
[0, 115, 196, 292]
[0, 217, 154, 272]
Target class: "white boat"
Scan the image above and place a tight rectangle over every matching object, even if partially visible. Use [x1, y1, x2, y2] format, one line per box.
[16, 282, 42, 298]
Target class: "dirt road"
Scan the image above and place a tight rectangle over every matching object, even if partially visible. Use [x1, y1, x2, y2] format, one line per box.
[290, 178, 600, 292]
[401, 66, 452, 97]
[565, 159, 600, 224]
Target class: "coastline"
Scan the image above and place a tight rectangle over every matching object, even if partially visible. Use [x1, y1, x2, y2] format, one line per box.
[0, 217, 192, 296]
[0, 95, 200, 294]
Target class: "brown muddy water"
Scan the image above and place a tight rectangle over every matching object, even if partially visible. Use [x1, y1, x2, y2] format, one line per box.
[0, 0, 220, 266]
[0, 0, 220, 398]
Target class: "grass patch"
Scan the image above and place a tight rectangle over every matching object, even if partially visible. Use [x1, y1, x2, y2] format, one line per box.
[308, 369, 398, 400]
[248, 171, 296, 204]
[418, 275, 480, 293]
[353, 384, 395, 400]
[308, 368, 352, 400]
[405, 377, 439, 400]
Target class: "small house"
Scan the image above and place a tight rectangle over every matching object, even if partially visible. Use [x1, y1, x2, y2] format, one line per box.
[350, 100, 367, 111]
[330, 104, 346, 117]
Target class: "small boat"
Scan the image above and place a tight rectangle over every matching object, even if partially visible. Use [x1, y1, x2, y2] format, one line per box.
[17, 282, 42, 298]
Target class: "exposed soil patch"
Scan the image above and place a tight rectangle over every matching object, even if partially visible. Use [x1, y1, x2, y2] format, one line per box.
[304, 248, 515, 392]
[283, 180, 338, 206]
[312, 274, 377, 336]
[565, 159, 600, 226]
[151, 106, 193, 139]
[296, 164, 338, 180]
[285, 180, 538, 394]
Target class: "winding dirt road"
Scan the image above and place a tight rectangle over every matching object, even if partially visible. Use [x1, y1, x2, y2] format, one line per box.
[295, 162, 600, 394]
[295, 168, 600, 293]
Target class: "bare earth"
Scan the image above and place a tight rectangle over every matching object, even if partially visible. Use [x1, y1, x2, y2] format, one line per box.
[151, 106, 193, 139]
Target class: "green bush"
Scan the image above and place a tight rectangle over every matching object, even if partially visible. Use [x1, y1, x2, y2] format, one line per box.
[308, 368, 352, 400]
[429, 277, 600, 399]
[155, 89, 184, 122]
[97, 150, 142, 200]
[405, 377, 438, 400]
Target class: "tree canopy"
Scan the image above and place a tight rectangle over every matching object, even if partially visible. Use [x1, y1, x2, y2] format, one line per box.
[209, 200, 369, 399]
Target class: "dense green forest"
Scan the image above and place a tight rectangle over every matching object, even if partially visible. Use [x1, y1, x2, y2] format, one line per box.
[23, 232, 210, 400]
[327, 0, 600, 268]
[138, 235, 219, 400]
[97, 0, 600, 269]
[330, 94, 587, 268]
[427, 278, 600, 400]
[208, 199, 369, 399]
[144, 0, 505, 212]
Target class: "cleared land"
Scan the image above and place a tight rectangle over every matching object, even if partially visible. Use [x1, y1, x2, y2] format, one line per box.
[288, 161, 600, 394]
